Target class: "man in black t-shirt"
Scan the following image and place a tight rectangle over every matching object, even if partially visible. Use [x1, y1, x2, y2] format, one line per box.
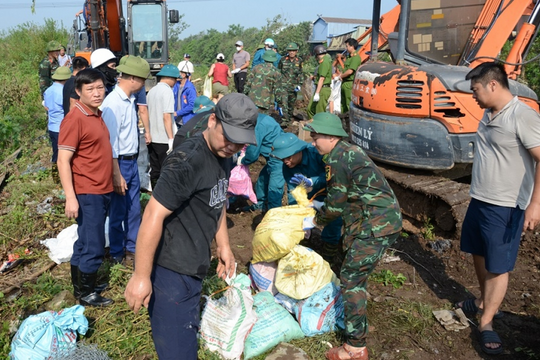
[62, 56, 89, 115]
[124, 93, 258, 360]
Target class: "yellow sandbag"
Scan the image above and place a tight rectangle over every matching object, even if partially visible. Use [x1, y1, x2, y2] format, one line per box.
[275, 245, 337, 300]
[291, 185, 310, 207]
[252, 205, 315, 263]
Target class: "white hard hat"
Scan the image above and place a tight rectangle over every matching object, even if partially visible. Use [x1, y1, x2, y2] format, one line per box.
[264, 38, 275, 46]
[177, 60, 194, 74]
[90, 48, 116, 68]
[216, 53, 225, 60]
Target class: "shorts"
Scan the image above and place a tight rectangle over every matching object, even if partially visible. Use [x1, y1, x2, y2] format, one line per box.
[212, 82, 229, 97]
[460, 198, 524, 274]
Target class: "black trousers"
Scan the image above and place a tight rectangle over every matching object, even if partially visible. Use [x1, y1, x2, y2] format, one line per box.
[234, 72, 247, 93]
[148, 142, 169, 185]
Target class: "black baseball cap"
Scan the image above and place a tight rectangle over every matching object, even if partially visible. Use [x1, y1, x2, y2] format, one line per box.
[214, 94, 258, 145]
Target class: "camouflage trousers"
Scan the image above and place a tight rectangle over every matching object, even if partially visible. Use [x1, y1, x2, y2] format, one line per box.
[282, 89, 296, 121]
[340, 232, 399, 347]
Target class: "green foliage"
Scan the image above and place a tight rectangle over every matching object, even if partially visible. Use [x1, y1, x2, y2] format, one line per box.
[421, 217, 435, 240]
[370, 269, 407, 289]
[169, 16, 313, 75]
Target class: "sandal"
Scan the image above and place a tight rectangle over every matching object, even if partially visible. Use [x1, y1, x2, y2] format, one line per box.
[326, 344, 368, 360]
[479, 330, 503, 355]
[455, 298, 504, 319]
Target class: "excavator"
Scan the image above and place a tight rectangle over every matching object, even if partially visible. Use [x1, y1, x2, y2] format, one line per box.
[69, 0, 179, 79]
[348, 0, 540, 235]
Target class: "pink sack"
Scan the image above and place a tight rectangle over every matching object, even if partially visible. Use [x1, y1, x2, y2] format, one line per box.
[228, 165, 257, 204]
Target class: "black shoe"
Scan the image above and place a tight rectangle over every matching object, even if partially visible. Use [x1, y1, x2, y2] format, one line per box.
[79, 271, 113, 307]
[70, 264, 81, 299]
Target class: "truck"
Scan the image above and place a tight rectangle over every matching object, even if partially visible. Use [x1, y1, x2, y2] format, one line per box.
[347, 0, 540, 235]
[69, 0, 180, 79]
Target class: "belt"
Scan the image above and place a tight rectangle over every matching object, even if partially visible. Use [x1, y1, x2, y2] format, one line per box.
[118, 154, 138, 161]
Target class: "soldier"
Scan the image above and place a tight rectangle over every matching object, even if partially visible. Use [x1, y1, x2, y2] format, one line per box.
[302, 112, 402, 360]
[244, 50, 285, 115]
[336, 38, 362, 114]
[278, 42, 303, 124]
[39, 40, 62, 97]
[307, 45, 332, 118]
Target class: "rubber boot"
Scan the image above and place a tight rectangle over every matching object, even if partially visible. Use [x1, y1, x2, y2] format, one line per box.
[79, 271, 114, 307]
[70, 264, 81, 299]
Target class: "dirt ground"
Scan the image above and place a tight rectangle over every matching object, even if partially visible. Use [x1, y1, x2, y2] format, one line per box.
[223, 120, 540, 360]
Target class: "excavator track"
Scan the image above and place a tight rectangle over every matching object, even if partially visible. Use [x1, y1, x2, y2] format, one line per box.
[376, 163, 471, 238]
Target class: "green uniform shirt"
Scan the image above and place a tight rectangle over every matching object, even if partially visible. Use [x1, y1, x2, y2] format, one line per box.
[317, 54, 332, 85]
[343, 52, 361, 82]
[279, 55, 303, 87]
[244, 62, 285, 110]
[39, 57, 59, 96]
[316, 139, 402, 245]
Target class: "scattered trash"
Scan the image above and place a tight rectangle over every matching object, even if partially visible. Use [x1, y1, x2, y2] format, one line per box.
[40, 224, 78, 264]
[432, 309, 469, 331]
[0, 250, 29, 273]
[10, 305, 89, 360]
[21, 163, 47, 176]
[429, 239, 452, 253]
[55, 343, 111, 360]
[382, 254, 401, 263]
[36, 197, 53, 214]
[228, 164, 257, 204]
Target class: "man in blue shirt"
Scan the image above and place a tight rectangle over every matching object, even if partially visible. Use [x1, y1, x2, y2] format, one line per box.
[44, 66, 72, 183]
[237, 113, 284, 211]
[270, 132, 342, 261]
[173, 62, 196, 126]
[102, 55, 150, 265]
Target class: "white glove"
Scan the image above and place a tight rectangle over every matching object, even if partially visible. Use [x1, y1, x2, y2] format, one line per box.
[313, 93, 320, 102]
[310, 200, 324, 211]
[236, 153, 245, 166]
[303, 217, 316, 230]
[231, 68, 240, 74]
[167, 138, 174, 155]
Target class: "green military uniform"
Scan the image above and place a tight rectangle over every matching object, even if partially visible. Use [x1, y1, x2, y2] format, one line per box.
[307, 53, 332, 118]
[341, 51, 361, 113]
[39, 41, 62, 96]
[278, 53, 303, 122]
[304, 113, 402, 349]
[244, 51, 285, 114]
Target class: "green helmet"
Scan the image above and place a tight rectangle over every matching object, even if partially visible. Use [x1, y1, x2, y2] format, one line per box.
[46, 40, 62, 52]
[286, 42, 299, 51]
[117, 55, 150, 79]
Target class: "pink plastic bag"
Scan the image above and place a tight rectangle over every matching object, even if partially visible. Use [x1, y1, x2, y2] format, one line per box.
[228, 165, 257, 204]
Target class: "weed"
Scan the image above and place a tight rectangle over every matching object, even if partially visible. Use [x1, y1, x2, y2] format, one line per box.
[370, 269, 407, 289]
[421, 217, 436, 240]
[401, 231, 409, 238]
[515, 346, 540, 359]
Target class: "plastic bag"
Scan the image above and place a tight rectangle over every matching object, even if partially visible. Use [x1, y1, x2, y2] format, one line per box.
[243, 291, 304, 359]
[249, 261, 277, 294]
[10, 305, 88, 360]
[275, 245, 337, 300]
[40, 224, 78, 264]
[252, 205, 315, 263]
[203, 76, 213, 98]
[328, 78, 342, 114]
[199, 273, 257, 359]
[228, 165, 257, 204]
[294, 282, 345, 336]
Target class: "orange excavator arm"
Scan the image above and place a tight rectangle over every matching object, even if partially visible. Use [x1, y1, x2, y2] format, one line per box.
[462, 0, 537, 79]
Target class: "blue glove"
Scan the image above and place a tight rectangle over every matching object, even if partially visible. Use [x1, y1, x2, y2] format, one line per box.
[294, 85, 301, 92]
[303, 217, 316, 230]
[291, 174, 313, 187]
[310, 200, 324, 211]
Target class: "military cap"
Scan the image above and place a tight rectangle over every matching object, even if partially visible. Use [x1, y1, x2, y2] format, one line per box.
[117, 55, 150, 79]
[193, 95, 215, 114]
[46, 40, 62, 52]
[51, 66, 72, 81]
[262, 50, 278, 63]
[286, 42, 299, 51]
[156, 64, 180, 78]
[303, 112, 348, 137]
[271, 133, 308, 159]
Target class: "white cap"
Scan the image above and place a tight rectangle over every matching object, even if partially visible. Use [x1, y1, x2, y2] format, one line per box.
[235, 40, 243, 47]
[216, 53, 225, 60]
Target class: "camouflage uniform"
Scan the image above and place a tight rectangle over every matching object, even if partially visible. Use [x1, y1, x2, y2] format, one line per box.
[39, 57, 59, 97]
[315, 139, 402, 348]
[244, 63, 285, 114]
[278, 55, 303, 121]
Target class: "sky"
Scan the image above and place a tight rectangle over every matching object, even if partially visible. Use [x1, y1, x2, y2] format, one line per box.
[0, 0, 396, 38]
